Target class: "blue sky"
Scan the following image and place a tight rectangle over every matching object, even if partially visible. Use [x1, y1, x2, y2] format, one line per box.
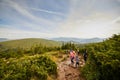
[0, 0, 120, 39]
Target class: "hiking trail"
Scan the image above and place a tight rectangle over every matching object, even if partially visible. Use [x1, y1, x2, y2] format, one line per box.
[57, 55, 86, 80]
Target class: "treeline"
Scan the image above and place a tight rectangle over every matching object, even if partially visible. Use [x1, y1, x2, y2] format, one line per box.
[61, 42, 76, 50]
[0, 44, 60, 59]
[0, 42, 78, 59]
[81, 34, 120, 80]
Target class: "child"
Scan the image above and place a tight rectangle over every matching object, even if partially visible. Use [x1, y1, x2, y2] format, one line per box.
[75, 55, 79, 68]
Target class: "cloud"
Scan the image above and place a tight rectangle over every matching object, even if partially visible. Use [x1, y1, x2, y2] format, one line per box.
[0, 27, 55, 39]
[25, 7, 66, 16]
[1, 0, 65, 33]
[3, 0, 54, 25]
[111, 17, 120, 24]
[56, 13, 120, 38]
[0, 0, 120, 39]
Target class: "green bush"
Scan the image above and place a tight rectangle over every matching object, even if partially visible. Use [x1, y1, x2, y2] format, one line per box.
[82, 34, 120, 80]
[0, 56, 57, 80]
[0, 44, 60, 59]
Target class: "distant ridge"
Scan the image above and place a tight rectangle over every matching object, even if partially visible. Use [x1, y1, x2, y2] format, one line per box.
[0, 38, 61, 49]
[49, 37, 105, 43]
[0, 38, 8, 42]
[0, 37, 106, 49]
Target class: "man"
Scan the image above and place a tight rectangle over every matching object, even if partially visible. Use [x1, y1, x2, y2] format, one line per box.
[83, 49, 88, 62]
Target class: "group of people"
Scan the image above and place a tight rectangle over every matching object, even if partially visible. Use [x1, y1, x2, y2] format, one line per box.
[69, 49, 88, 68]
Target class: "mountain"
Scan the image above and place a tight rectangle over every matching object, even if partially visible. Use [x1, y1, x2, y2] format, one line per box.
[0, 38, 8, 42]
[0, 37, 105, 49]
[49, 37, 105, 43]
[0, 38, 61, 49]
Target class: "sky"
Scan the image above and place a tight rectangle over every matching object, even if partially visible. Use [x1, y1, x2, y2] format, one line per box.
[0, 0, 120, 39]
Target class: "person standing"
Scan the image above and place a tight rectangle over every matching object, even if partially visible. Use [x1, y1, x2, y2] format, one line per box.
[83, 49, 88, 62]
[75, 54, 79, 68]
[69, 50, 75, 65]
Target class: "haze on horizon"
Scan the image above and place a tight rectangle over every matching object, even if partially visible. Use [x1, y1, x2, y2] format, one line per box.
[0, 0, 120, 39]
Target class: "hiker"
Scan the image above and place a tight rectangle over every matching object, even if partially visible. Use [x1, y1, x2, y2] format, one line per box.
[83, 49, 88, 62]
[77, 49, 80, 55]
[75, 54, 79, 68]
[69, 50, 75, 65]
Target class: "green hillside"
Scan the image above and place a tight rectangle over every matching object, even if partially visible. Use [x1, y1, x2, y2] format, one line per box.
[81, 34, 120, 80]
[0, 38, 61, 49]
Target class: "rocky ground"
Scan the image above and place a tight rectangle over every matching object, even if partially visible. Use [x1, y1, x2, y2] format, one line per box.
[57, 55, 86, 80]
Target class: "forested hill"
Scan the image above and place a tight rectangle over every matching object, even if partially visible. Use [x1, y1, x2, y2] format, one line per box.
[0, 38, 62, 49]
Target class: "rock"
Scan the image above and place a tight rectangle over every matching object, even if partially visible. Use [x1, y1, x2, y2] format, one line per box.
[65, 73, 72, 76]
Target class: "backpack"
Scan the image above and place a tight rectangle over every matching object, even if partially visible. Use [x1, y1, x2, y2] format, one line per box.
[70, 52, 74, 58]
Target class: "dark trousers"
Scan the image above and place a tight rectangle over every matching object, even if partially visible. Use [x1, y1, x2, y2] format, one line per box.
[71, 57, 74, 64]
[84, 57, 87, 62]
[76, 62, 79, 67]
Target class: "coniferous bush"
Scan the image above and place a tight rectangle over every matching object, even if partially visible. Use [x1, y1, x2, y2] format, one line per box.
[0, 56, 57, 80]
[82, 34, 120, 80]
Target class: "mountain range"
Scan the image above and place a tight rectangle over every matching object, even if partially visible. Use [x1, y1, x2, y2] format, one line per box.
[49, 37, 105, 43]
[0, 37, 105, 44]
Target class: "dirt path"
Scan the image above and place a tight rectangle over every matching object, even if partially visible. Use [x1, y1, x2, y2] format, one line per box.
[57, 55, 85, 80]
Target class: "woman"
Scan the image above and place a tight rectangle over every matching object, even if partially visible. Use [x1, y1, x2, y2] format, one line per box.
[70, 50, 75, 65]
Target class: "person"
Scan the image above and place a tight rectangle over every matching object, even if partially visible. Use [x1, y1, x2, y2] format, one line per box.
[77, 49, 80, 55]
[75, 54, 79, 68]
[83, 49, 88, 62]
[69, 50, 75, 65]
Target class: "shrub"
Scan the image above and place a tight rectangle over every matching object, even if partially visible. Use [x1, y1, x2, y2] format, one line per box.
[0, 56, 57, 80]
[81, 34, 120, 80]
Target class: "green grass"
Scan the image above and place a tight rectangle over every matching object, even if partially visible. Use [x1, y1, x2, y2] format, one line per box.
[0, 38, 62, 49]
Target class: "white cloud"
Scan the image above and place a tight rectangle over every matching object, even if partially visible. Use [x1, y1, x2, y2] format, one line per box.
[4, 0, 53, 25]
[0, 28, 55, 39]
[0, 0, 120, 39]
[25, 7, 65, 16]
[111, 16, 120, 24]
[54, 0, 120, 38]
[56, 13, 120, 38]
